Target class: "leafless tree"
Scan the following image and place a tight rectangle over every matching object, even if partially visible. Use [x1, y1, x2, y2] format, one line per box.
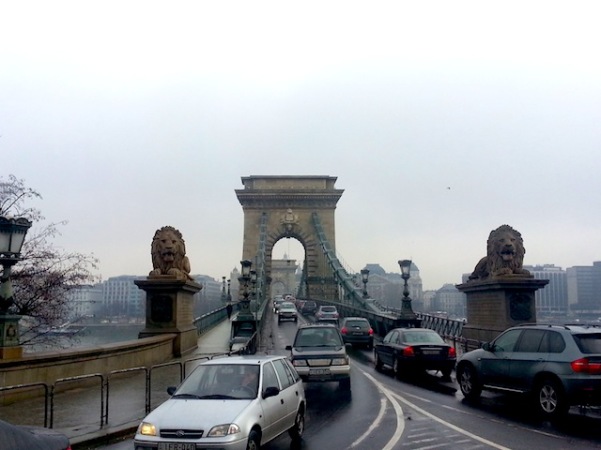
[0, 175, 99, 349]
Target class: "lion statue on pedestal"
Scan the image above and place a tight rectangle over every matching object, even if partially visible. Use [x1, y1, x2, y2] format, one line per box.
[148, 226, 194, 281]
[468, 224, 531, 281]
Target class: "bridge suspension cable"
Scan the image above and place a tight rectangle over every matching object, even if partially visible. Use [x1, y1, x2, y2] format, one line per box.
[311, 212, 377, 310]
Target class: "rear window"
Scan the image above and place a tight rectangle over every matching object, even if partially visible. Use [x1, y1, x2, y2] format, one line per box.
[573, 333, 601, 354]
[321, 306, 336, 312]
[345, 320, 369, 329]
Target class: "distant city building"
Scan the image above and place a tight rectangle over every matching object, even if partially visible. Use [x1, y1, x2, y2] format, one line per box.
[431, 284, 466, 318]
[566, 261, 601, 316]
[65, 284, 103, 321]
[101, 275, 145, 318]
[523, 264, 568, 314]
[361, 262, 423, 310]
[192, 275, 222, 317]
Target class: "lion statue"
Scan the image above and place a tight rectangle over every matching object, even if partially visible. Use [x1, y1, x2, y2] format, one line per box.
[148, 226, 193, 281]
[468, 224, 531, 281]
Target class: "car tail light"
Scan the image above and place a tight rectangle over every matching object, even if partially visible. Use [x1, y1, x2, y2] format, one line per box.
[571, 357, 601, 374]
[368, 328, 374, 336]
[340, 327, 348, 335]
[402, 346, 415, 357]
[448, 347, 457, 358]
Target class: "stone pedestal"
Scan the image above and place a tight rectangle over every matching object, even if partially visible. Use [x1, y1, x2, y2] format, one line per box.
[134, 278, 202, 356]
[456, 277, 549, 344]
[0, 315, 23, 360]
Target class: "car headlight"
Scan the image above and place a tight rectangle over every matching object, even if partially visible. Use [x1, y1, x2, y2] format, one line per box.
[332, 357, 349, 365]
[208, 423, 241, 437]
[137, 422, 157, 436]
[292, 359, 307, 367]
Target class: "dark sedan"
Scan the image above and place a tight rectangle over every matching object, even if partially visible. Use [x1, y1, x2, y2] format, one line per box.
[0, 419, 71, 450]
[374, 328, 456, 380]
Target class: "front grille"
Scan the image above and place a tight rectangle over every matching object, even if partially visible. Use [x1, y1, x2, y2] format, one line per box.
[160, 429, 204, 439]
[308, 359, 331, 366]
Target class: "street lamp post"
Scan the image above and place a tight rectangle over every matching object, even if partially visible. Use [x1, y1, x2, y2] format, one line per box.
[361, 268, 370, 299]
[238, 260, 253, 318]
[221, 276, 227, 302]
[227, 279, 231, 303]
[398, 259, 421, 327]
[0, 216, 33, 359]
[250, 270, 257, 311]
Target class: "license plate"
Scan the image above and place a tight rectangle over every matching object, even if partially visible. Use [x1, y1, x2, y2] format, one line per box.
[352, 332, 363, 335]
[158, 442, 196, 450]
[421, 349, 441, 355]
[309, 368, 331, 375]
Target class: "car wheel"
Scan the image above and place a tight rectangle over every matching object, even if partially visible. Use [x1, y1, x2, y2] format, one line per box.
[367, 341, 373, 350]
[246, 430, 260, 450]
[288, 407, 305, 440]
[339, 377, 351, 391]
[457, 363, 482, 400]
[374, 351, 383, 371]
[534, 377, 568, 419]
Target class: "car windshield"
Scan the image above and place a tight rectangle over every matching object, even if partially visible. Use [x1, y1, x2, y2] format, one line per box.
[402, 331, 444, 344]
[280, 302, 295, 310]
[573, 333, 601, 353]
[295, 328, 342, 347]
[174, 364, 260, 399]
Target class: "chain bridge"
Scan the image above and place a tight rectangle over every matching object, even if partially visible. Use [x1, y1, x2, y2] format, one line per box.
[233, 175, 464, 345]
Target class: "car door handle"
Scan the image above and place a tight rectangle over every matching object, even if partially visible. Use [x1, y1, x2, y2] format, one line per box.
[281, 399, 284, 405]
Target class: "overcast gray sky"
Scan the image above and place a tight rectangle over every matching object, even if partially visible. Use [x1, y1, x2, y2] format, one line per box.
[3, 1, 600, 290]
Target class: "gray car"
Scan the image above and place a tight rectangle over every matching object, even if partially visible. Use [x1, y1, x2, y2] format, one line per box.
[134, 355, 306, 450]
[339, 317, 374, 349]
[456, 324, 601, 418]
[286, 323, 351, 391]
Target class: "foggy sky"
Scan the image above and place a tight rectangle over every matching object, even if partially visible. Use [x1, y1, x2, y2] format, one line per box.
[2, 1, 600, 290]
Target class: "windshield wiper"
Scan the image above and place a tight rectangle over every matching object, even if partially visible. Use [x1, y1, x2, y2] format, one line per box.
[172, 393, 202, 399]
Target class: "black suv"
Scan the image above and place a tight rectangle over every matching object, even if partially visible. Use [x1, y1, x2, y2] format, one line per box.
[456, 324, 601, 418]
[286, 323, 351, 391]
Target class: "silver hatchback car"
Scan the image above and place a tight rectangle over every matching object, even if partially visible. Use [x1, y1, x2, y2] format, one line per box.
[134, 355, 306, 450]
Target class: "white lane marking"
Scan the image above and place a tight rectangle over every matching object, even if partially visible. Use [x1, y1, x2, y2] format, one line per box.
[357, 370, 406, 450]
[388, 390, 512, 450]
[350, 397, 388, 448]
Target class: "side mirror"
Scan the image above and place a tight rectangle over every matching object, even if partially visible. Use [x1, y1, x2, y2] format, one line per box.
[482, 342, 493, 352]
[285, 345, 292, 351]
[262, 386, 280, 399]
[167, 386, 177, 395]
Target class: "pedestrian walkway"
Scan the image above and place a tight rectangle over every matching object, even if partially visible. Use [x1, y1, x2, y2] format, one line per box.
[0, 318, 234, 449]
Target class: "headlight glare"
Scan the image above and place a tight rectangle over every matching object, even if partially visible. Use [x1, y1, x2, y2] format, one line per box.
[208, 423, 240, 437]
[138, 422, 157, 436]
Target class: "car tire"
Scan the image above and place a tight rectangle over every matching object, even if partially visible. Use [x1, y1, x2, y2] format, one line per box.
[288, 407, 305, 440]
[457, 363, 482, 401]
[534, 377, 568, 419]
[339, 377, 351, 391]
[374, 351, 383, 371]
[246, 430, 260, 450]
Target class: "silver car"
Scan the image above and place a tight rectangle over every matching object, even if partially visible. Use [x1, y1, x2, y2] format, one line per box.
[134, 355, 306, 450]
[278, 301, 298, 323]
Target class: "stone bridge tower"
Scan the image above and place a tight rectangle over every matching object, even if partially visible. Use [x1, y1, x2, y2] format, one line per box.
[235, 175, 343, 300]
